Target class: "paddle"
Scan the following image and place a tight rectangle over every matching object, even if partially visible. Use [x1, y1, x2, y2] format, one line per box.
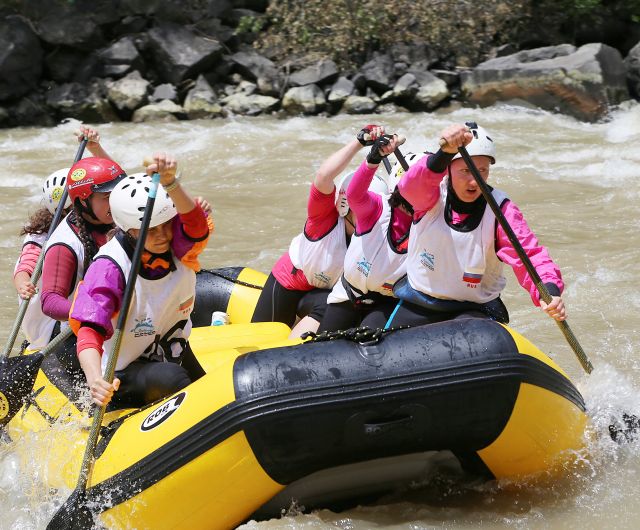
[382, 143, 409, 330]
[1, 137, 88, 360]
[452, 143, 593, 373]
[453, 143, 640, 442]
[46, 171, 161, 530]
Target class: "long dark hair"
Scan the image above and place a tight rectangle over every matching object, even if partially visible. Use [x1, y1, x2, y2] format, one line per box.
[20, 207, 54, 236]
[20, 206, 72, 236]
[72, 201, 99, 272]
[388, 187, 414, 216]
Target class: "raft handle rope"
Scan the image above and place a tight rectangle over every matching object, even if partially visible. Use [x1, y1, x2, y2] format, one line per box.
[301, 325, 409, 346]
[202, 269, 263, 290]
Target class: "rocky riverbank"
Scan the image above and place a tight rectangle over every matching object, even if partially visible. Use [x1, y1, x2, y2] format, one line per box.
[1, 0, 640, 128]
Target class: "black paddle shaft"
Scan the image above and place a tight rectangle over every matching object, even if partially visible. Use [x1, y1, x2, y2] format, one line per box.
[1, 138, 88, 360]
[457, 146, 593, 374]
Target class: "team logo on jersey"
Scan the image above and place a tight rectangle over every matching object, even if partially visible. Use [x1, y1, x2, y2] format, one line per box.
[420, 250, 435, 271]
[141, 392, 186, 431]
[313, 271, 330, 285]
[357, 257, 371, 277]
[131, 317, 155, 337]
[70, 168, 86, 181]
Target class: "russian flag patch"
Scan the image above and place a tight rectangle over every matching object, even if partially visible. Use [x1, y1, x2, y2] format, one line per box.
[462, 271, 483, 284]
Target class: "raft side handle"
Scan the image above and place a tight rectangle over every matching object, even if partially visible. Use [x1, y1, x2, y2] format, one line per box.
[364, 414, 414, 435]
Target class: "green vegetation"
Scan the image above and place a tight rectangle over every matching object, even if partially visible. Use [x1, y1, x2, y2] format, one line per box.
[255, 0, 640, 68]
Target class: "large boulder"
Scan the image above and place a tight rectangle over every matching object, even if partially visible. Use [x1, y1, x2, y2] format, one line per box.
[229, 51, 283, 96]
[95, 36, 145, 78]
[34, 11, 104, 49]
[625, 41, 640, 98]
[146, 22, 223, 85]
[132, 99, 186, 122]
[281, 85, 326, 115]
[221, 92, 279, 116]
[106, 70, 150, 114]
[359, 52, 395, 94]
[45, 81, 119, 123]
[289, 59, 339, 87]
[0, 16, 43, 101]
[183, 75, 225, 119]
[461, 43, 630, 122]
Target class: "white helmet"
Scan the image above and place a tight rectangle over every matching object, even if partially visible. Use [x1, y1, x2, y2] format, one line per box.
[109, 173, 177, 231]
[369, 172, 391, 196]
[335, 171, 355, 217]
[452, 122, 496, 164]
[42, 168, 72, 214]
[335, 171, 390, 216]
[389, 152, 421, 191]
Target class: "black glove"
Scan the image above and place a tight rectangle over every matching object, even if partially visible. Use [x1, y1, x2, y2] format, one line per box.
[366, 135, 391, 165]
[357, 124, 380, 146]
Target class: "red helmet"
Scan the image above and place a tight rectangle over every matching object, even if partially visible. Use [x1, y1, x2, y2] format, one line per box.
[66, 157, 127, 201]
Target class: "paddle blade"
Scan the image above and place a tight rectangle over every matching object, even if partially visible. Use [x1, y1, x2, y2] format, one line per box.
[47, 489, 94, 530]
[0, 353, 44, 427]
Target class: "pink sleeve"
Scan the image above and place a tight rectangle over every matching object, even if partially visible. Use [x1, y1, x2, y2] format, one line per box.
[305, 184, 339, 239]
[347, 160, 383, 234]
[41, 244, 79, 320]
[14, 243, 41, 277]
[496, 201, 564, 305]
[398, 154, 445, 218]
[69, 258, 125, 340]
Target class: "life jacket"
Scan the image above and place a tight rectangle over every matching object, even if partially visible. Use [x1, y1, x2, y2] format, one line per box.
[288, 217, 348, 289]
[96, 234, 196, 373]
[405, 177, 508, 304]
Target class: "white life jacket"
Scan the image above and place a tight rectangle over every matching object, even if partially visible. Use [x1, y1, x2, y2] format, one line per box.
[97, 235, 196, 373]
[30, 214, 87, 344]
[342, 200, 407, 298]
[406, 177, 508, 303]
[15, 233, 54, 350]
[288, 217, 348, 289]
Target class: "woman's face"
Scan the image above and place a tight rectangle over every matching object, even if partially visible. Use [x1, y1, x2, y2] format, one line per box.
[449, 156, 492, 202]
[86, 192, 113, 224]
[129, 219, 173, 254]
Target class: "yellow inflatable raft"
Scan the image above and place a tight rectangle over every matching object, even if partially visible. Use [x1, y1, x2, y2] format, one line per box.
[3, 268, 588, 529]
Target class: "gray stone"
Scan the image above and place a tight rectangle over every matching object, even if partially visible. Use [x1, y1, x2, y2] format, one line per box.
[221, 93, 279, 116]
[183, 76, 225, 119]
[147, 22, 223, 85]
[150, 83, 178, 103]
[281, 85, 326, 115]
[289, 59, 339, 87]
[341, 95, 377, 115]
[132, 99, 186, 122]
[359, 52, 395, 94]
[229, 50, 283, 97]
[0, 16, 43, 101]
[625, 41, 640, 98]
[462, 43, 630, 121]
[107, 70, 150, 112]
[96, 36, 144, 78]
